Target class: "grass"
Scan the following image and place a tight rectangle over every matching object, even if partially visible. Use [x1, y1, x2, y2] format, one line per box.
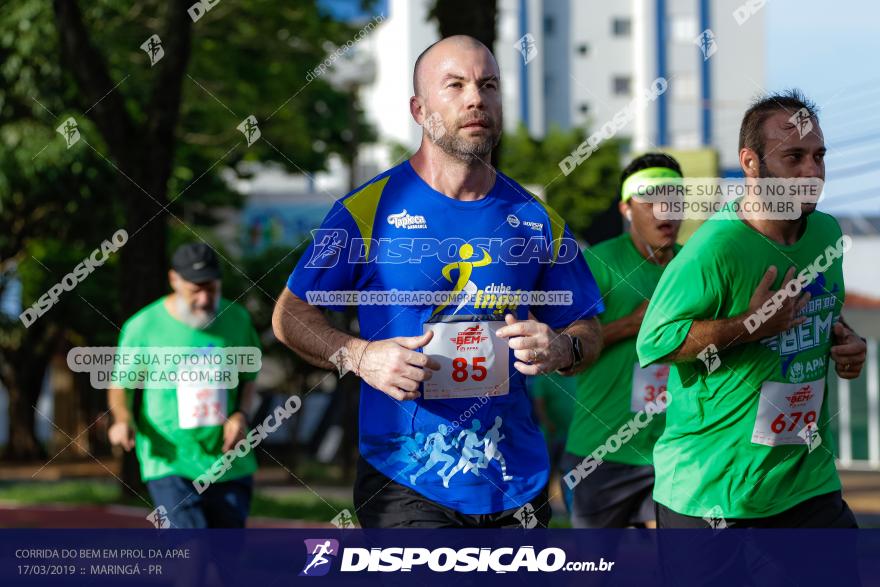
[0, 480, 122, 505]
[0, 480, 353, 523]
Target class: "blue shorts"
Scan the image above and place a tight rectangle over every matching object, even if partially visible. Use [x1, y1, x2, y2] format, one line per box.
[146, 475, 253, 528]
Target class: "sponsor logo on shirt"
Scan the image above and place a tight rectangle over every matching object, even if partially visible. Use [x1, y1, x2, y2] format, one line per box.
[432, 239, 523, 317]
[786, 356, 826, 383]
[387, 209, 428, 229]
[785, 385, 814, 408]
[450, 325, 488, 351]
[506, 214, 543, 232]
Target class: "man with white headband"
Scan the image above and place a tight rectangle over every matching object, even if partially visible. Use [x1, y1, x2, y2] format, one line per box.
[563, 153, 682, 528]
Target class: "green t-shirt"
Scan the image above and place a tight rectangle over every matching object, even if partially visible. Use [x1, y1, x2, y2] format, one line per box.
[566, 233, 677, 464]
[115, 297, 261, 482]
[637, 207, 845, 519]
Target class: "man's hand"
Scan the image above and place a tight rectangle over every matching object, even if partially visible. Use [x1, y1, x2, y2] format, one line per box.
[497, 314, 571, 375]
[358, 331, 441, 401]
[745, 266, 811, 340]
[223, 412, 248, 452]
[831, 321, 867, 380]
[108, 420, 135, 452]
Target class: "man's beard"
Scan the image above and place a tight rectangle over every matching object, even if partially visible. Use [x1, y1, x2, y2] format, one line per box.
[758, 159, 816, 217]
[433, 112, 502, 163]
[176, 294, 220, 329]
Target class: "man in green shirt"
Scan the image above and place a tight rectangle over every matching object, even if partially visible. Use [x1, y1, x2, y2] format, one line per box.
[107, 243, 262, 528]
[637, 90, 867, 530]
[562, 153, 683, 528]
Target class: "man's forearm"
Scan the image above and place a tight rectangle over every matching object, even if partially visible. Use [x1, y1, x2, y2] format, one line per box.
[601, 315, 639, 347]
[272, 289, 367, 373]
[108, 387, 131, 424]
[665, 314, 754, 362]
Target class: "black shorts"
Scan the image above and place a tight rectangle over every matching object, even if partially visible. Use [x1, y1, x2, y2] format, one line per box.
[655, 491, 860, 585]
[353, 456, 552, 528]
[655, 489, 858, 528]
[561, 452, 655, 528]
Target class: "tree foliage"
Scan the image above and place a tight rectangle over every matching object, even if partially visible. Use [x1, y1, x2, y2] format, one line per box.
[500, 125, 622, 241]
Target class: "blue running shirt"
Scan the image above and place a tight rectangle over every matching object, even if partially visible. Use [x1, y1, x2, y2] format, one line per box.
[287, 160, 603, 513]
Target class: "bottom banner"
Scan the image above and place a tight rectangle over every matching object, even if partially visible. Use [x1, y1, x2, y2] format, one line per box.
[2, 529, 877, 586]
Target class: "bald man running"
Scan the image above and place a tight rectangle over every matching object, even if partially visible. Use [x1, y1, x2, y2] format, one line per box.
[273, 36, 604, 528]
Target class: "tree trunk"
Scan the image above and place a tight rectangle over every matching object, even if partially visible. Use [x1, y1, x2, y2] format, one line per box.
[3, 378, 46, 461]
[118, 173, 170, 319]
[0, 324, 55, 461]
[430, 0, 498, 50]
[52, 0, 193, 493]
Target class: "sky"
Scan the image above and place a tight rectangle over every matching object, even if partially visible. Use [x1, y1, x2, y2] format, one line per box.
[317, 0, 880, 217]
[766, 0, 880, 217]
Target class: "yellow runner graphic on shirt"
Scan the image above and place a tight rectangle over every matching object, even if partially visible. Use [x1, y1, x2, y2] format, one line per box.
[433, 243, 492, 316]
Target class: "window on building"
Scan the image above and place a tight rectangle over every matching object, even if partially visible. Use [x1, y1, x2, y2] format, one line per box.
[613, 76, 632, 96]
[671, 15, 698, 42]
[544, 16, 554, 34]
[578, 103, 590, 115]
[576, 43, 589, 56]
[612, 17, 631, 37]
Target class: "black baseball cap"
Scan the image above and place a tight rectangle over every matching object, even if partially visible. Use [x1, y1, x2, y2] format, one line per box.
[171, 243, 222, 283]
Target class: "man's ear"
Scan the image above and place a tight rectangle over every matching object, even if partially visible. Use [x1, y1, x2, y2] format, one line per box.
[740, 147, 761, 178]
[410, 95, 424, 125]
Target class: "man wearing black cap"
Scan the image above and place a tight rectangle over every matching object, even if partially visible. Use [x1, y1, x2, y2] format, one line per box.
[107, 243, 262, 528]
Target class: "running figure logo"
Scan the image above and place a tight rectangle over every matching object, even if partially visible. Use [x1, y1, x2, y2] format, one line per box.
[406, 417, 513, 487]
[146, 505, 171, 529]
[698, 344, 721, 373]
[695, 28, 718, 60]
[515, 33, 538, 65]
[433, 243, 492, 316]
[300, 539, 339, 577]
[789, 107, 814, 138]
[514, 503, 538, 529]
[306, 229, 348, 268]
[409, 425, 455, 485]
[140, 34, 164, 66]
[798, 421, 823, 453]
[237, 115, 261, 147]
[56, 117, 80, 149]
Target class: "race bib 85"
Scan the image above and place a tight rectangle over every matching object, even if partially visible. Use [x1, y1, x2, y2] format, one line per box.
[421, 319, 509, 400]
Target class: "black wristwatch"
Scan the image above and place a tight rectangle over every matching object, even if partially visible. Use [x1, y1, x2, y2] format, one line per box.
[558, 334, 584, 373]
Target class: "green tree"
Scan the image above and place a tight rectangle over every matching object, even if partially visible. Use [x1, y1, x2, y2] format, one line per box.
[500, 125, 622, 242]
[1, 0, 375, 460]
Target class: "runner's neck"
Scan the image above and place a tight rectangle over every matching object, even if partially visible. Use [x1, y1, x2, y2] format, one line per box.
[737, 190, 809, 245]
[409, 146, 496, 201]
[163, 294, 180, 321]
[739, 215, 808, 246]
